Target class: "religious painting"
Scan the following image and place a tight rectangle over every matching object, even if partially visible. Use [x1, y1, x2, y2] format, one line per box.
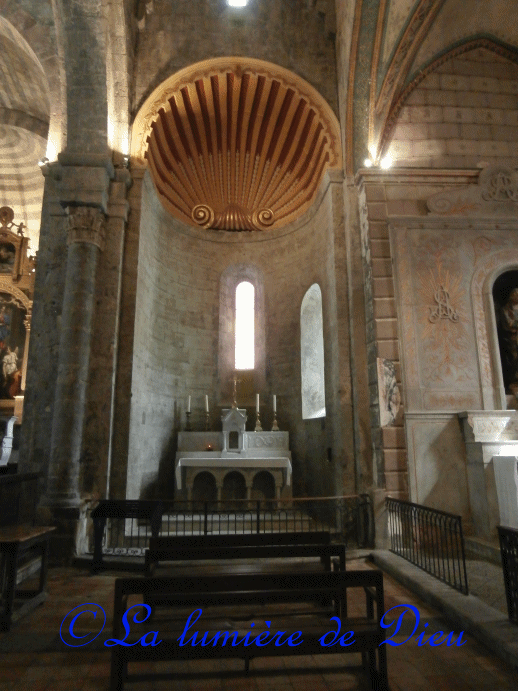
[0, 293, 26, 399]
[0, 242, 16, 273]
[493, 270, 518, 396]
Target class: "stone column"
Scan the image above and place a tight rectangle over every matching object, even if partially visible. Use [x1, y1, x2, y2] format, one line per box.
[42, 197, 108, 558]
[83, 169, 131, 501]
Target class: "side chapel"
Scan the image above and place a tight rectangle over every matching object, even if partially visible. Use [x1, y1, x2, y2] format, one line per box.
[0, 0, 518, 557]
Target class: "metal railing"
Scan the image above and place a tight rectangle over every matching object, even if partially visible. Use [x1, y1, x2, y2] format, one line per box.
[386, 497, 469, 594]
[497, 525, 518, 624]
[86, 494, 374, 561]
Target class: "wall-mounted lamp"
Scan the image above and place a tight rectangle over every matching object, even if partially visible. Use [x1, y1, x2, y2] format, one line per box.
[38, 157, 49, 167]
[227, 0, 248, 6]
[380, 155, 393, 170]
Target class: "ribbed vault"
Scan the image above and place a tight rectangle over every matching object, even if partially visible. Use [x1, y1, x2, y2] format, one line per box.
[132, 58, 342, 231]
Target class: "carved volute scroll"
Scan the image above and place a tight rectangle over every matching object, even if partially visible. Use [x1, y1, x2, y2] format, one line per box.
[67, 206, 106, 251]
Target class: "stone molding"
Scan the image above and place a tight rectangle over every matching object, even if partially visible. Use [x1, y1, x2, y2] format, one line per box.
[66, 207, 106, 251]
[460, 410, 518, 443]
[427, 166, 518, 216]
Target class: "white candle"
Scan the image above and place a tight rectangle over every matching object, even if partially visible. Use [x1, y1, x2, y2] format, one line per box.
[256, 393, 260, 411]
[273, 394, 276, 413]
[187, 395, 191, 413]
[205, 394, 209, 412]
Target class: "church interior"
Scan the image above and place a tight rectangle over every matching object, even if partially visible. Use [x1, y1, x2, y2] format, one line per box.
[1, 0, 518, 688]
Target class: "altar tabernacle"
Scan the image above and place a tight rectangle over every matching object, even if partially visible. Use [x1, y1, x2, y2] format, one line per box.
[175, 407, 292, 501]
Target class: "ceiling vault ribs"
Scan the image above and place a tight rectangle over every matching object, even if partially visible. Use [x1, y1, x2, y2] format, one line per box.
[132, 57, 341, 231]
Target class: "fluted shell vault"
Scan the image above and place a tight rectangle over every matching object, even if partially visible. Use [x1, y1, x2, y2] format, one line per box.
[132, 57, 342, 231]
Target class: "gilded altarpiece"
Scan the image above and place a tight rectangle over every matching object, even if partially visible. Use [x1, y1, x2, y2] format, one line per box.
[0, 207, 35, 414]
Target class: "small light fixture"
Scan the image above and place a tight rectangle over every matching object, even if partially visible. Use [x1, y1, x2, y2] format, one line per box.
[380, 155, 393, 170]
[38, 156, 49, 167]
[363, 158, 373, 168]
[227, 0, 248, 6]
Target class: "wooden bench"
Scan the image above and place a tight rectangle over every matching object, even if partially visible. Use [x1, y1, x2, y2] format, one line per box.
[109, 570, 387, 691]
[0, 524, 56, 631]
[148, 531, 331, 550]
[145, 540, 344, 576]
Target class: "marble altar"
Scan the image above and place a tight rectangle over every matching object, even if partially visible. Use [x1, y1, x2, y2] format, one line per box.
[175, 408, 292, 500]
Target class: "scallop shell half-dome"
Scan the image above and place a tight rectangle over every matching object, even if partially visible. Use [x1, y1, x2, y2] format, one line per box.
[132, 58, 342, 231]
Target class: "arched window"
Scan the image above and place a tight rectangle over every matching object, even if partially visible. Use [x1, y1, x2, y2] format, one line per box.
[235, 281, 255, 370]
[218, 265, 265, 405]
[301, 283, 326, 419]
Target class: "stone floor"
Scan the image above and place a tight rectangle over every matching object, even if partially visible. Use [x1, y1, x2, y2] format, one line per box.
[465, 558, 508, 614]
[1, 558, 517, 690]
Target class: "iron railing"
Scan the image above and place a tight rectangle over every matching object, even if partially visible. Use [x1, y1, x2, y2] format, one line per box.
[497, 525, 518, 624]
[86, 494, 373, 561]
[386, 497, 469, 594]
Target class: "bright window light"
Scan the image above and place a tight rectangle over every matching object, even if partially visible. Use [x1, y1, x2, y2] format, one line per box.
[235, 281, 254, 369]
[227, 0, 248, 6]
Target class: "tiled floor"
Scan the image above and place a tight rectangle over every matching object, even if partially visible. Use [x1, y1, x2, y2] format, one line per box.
[1, 559, 517, 690]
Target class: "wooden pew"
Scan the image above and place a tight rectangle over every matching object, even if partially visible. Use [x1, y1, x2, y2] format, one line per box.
[109, 570, 387, 691]
[145, 542, 346, 577]
[148, 531, 331, 550]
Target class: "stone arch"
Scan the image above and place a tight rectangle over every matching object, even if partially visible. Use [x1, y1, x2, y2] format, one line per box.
[192, 471, 217, 506]
[471, 249, 518, 409]
[222, 470, 247, 503]
[105, 2, 132, 164]
[251, 470, 275, 501]
[130, 57, 342, 231]
[0, 7, 65, 159]
[380, 37, 518, 166]
[0, 18, 53, 244]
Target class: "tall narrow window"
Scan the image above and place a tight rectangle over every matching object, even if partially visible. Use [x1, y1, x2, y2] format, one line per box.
[301, 283, 326, 419]
[235, 281, 255, 369]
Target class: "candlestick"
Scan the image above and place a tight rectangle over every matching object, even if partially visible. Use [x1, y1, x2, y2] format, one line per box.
[255, 410, 263, 432]
[272, 412, 279, 431]
[272, 394, 276, 413]
[187, 395, 191, 413]
[205, 394, 209, 412]
[185, 410, 191, 431]
[205, 411, 210, 431]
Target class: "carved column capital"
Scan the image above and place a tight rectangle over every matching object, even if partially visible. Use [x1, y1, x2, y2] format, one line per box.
[67, 206, 106, 251]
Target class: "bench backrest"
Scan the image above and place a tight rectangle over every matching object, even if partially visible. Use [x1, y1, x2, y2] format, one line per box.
[149, 531, 330, 550]
[112, 569, 384, 641]
[145, 543, 346, 572]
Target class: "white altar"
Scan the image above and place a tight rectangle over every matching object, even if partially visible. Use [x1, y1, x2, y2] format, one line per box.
[175, 408, 292, 501]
